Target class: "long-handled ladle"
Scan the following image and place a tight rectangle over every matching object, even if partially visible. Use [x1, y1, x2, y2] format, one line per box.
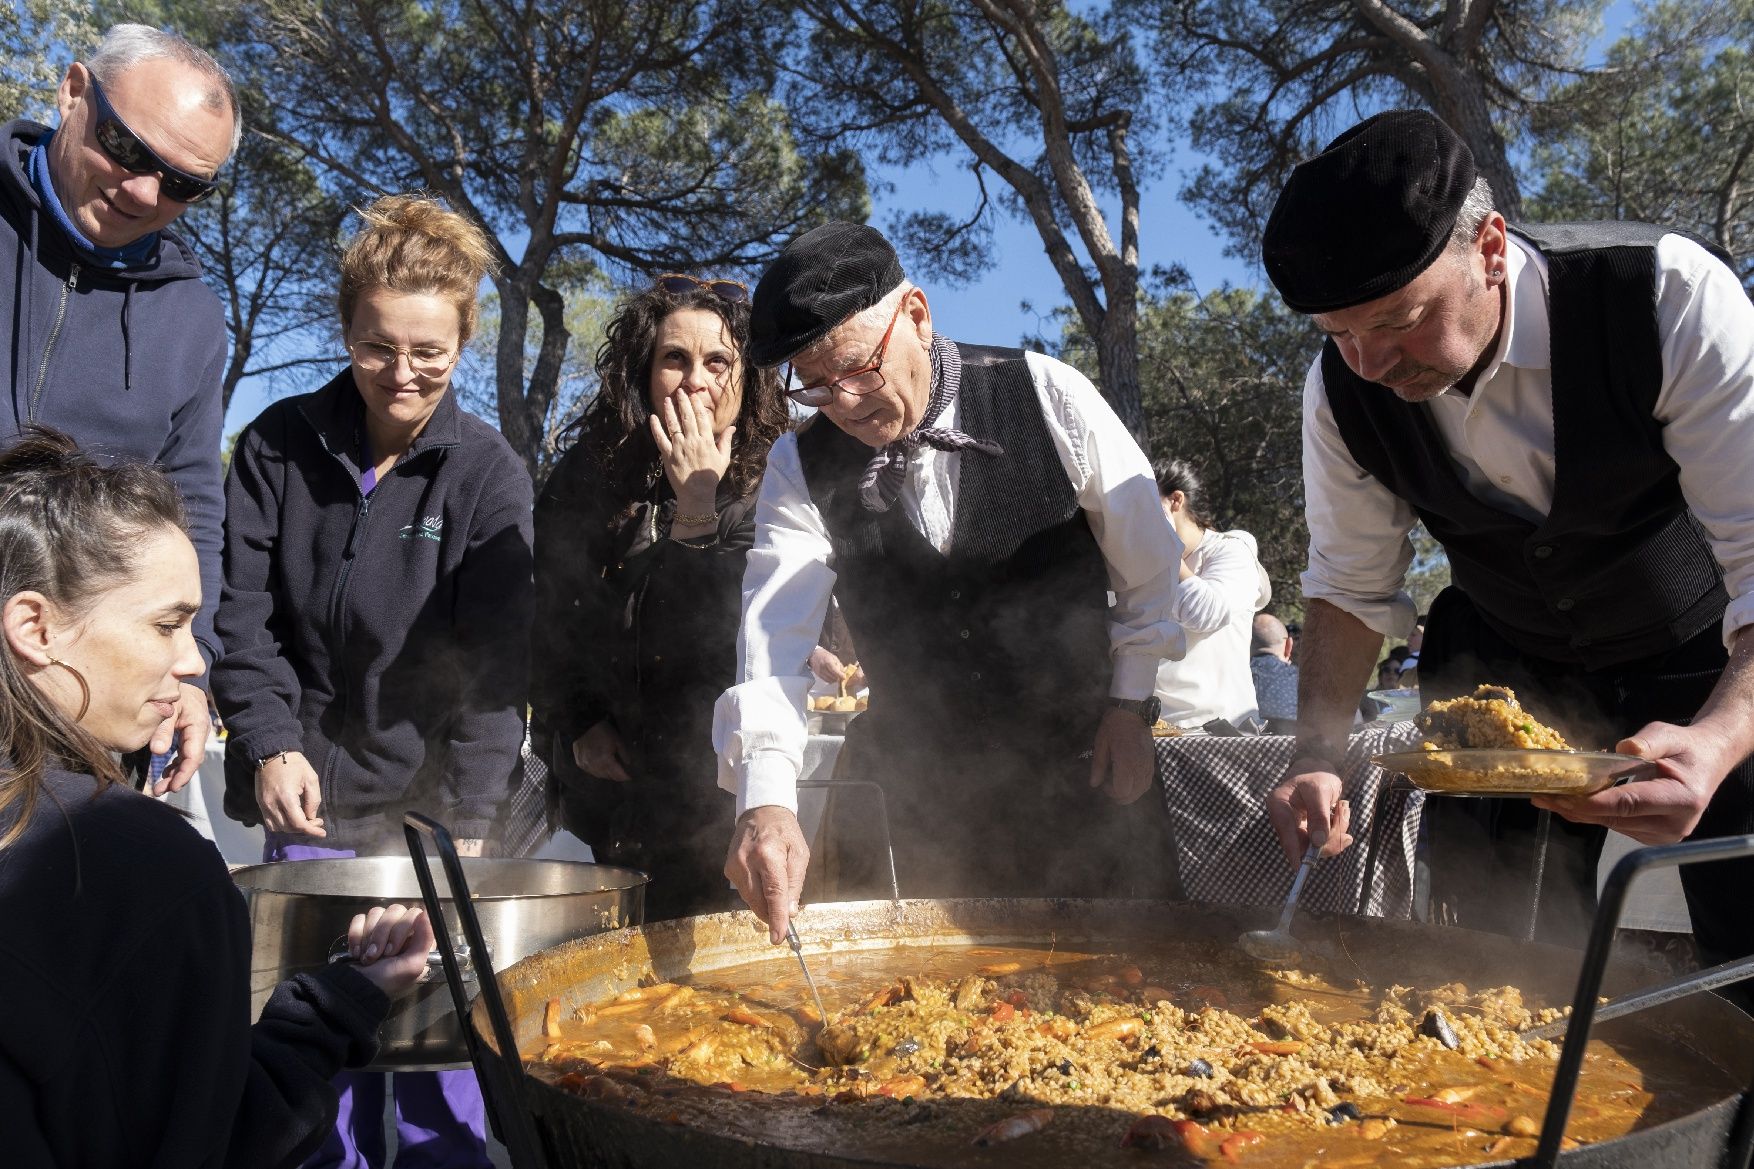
[1240, 839, 1320, 963]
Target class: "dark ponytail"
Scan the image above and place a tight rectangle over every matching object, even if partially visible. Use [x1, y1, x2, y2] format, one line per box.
[0, 426, 188, 847]
[1152, 457, 1214, 531]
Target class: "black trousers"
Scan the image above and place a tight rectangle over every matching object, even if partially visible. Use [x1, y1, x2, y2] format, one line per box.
[1419, 586, 1754, 970]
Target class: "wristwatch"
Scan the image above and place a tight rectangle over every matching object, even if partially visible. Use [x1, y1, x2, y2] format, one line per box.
[1108, 696, 1162, 725]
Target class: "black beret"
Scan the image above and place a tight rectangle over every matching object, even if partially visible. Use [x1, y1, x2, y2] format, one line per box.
[749, 222, 905, 367]
[1262, 109, 1477, 314]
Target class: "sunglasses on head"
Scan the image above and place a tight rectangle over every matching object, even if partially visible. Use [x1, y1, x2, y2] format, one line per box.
[655, 272, 749, 303]
[84, 72, 221, 204]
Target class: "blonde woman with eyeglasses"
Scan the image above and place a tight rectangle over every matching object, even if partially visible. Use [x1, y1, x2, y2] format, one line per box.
[211, 193, 532, 1169]
[531, 276, 786, 921]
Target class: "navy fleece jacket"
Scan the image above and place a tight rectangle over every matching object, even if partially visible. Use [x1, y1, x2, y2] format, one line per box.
[212, 372, 534, 847]
[0, 119, 226, 663]
[0, 767, 391, 1169]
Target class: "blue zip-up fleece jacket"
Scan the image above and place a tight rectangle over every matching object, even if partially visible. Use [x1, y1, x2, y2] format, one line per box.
[1, 119, 226, 663]
[213, 371, 535, 848]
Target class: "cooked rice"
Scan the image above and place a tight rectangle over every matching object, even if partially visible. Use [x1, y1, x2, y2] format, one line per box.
[1416, 685, 1569, 751]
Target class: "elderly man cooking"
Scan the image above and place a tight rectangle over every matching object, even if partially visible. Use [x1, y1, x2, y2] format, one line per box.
[1261, 110, 1754, 964]
[714, 222, 1184, 943]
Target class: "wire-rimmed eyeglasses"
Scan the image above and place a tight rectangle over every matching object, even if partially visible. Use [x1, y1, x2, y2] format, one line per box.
[786, 297, 906, 408]
[347, 340, 458, 377]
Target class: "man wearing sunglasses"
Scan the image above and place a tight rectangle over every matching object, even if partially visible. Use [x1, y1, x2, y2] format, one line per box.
[3, 24, 239, 794]
[714, 222, 1187, 945]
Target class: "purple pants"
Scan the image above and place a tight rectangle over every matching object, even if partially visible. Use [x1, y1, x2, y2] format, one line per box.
[266, 839, 493, 1169]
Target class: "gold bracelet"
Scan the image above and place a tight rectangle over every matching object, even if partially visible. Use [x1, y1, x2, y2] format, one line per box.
[673, 510, 717, 526]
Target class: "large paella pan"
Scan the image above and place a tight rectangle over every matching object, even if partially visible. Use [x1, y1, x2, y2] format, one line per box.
[470, 898, 1754, 1169]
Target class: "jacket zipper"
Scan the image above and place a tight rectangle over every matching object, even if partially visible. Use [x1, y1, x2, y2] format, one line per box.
[29, 263, 78, 420]
[633, 503, 660, 698]
[321, 491, 374, 821]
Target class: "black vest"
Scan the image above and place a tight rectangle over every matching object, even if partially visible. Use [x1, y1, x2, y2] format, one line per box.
[795, 343, 1111, 752]
[1324, 222, 1730, 669]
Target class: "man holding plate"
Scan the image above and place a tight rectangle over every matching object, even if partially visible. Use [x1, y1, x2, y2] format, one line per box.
[1260, 110, 1754, 965]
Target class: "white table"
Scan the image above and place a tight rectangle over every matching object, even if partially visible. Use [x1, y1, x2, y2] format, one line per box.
[158, 738, 265, 867]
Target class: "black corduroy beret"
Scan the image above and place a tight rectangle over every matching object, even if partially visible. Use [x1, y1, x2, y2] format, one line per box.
[748, 221, 906, 367]
[1262, 109, 1478, 315]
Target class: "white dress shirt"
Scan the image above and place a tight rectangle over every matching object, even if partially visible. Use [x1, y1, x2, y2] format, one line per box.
[1155, 528, 1271, 727]
[713, 348, 1186, 816]
[1302, 233, 1754, 647]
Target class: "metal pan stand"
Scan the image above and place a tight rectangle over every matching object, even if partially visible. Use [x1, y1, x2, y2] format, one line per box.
[798, 777, 901, 903]
[404, 812, 552, 1169]
[1532, 832, 1754, 1169]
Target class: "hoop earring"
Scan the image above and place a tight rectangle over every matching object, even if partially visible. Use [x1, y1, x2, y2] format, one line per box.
[47, 655, 91, 721]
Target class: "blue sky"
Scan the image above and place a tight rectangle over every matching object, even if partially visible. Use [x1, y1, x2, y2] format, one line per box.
[869, 154, 1254, 351]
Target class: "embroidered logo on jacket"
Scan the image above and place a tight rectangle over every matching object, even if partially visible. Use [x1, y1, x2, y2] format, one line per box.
[400, 515, 444, 542]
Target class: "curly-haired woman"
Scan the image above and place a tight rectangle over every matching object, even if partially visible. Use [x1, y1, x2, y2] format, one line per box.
[532, 275, 786, 921]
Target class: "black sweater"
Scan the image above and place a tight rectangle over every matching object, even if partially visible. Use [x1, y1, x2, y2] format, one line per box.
[213, 373, 535, 848]
[531, 437, 754, 841]
[0, 767, 390, 1168]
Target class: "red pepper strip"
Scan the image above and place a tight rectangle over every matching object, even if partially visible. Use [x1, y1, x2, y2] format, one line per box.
[1005, 989, 1031, 1008]
[1401, 1095, 1510, 1125]
[1248, 1041, 1304, 1056]
[1220, 1131, 1265, 1161]
[990, 1001, 1016, 1023]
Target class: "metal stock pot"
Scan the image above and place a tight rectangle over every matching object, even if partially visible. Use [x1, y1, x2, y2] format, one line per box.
[234, 857, 646, 1069]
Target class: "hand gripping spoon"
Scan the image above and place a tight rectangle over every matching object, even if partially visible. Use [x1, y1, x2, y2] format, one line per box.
[1240, 839, 1320, 964]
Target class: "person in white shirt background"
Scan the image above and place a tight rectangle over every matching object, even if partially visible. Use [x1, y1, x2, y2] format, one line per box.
[1151, 457, 1270, 729]
[713, 222, 1186, 944]
[1258, 109, 1754, 982]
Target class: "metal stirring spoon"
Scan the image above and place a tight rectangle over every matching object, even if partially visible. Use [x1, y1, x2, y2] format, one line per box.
[786, 921, 830, 1026]
[1240, 839, 1320, 963]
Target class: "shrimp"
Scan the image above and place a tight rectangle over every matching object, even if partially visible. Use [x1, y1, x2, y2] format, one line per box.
[722, 1006, 772, 1029]
[1085, 1016, 1144, 1043]
[972, 1108, 1054, 1146]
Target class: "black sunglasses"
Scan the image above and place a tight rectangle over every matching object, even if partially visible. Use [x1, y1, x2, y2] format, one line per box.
[655, 272, 748, 303]
[84, 72, 221, 204]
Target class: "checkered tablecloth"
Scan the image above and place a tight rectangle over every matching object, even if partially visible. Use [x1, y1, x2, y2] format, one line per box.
[1156, 724, 1425, 918]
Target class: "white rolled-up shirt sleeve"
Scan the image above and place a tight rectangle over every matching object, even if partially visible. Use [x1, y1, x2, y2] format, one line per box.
[1299, 357, 1422, 639]
[1647, 235, 1754, 648]
[711, 432, 836, 817]
[1028, 352, 1186, 700]
[1174, 533, 1265, 636]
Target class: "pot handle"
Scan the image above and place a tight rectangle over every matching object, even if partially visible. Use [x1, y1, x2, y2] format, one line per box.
[404, 812, 550, 1169]
[327, 937, 481, 984]
[1531, 831, 1754, 1169]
